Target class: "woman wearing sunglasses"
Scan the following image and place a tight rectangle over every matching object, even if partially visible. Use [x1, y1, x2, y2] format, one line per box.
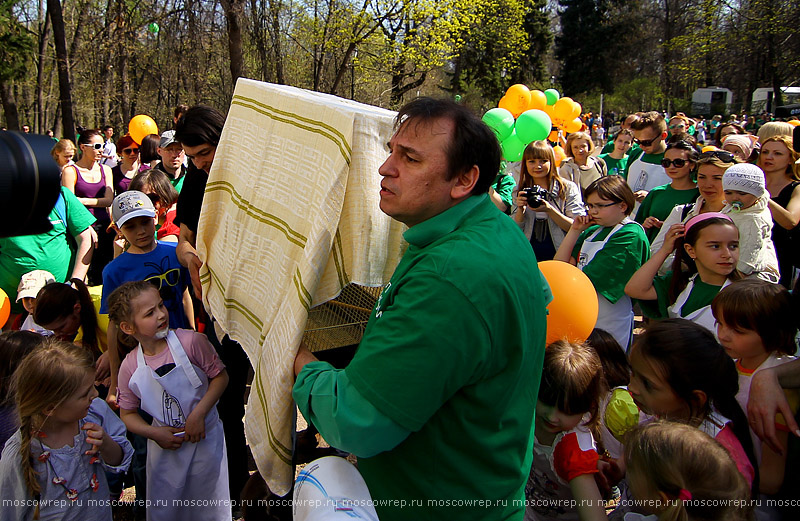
[61, 129, 115, 285]
[634, 141, 700, 242]
[111, 134, 141, 195]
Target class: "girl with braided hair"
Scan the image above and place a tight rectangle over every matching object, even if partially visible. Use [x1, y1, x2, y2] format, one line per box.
[0, 339, 132, 520]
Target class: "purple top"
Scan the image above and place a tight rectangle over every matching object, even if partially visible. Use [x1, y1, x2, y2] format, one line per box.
[70, 165, 111, 223]
[112, 165, 133, 195]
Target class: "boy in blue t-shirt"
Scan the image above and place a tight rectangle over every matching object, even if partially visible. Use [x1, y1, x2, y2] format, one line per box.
[100, 190, 194, 406]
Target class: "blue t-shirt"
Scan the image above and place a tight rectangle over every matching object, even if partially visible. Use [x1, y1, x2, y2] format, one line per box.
[100, 242, 191, 329]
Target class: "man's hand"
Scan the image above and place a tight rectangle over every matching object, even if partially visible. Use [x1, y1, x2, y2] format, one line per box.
[748, 368, 800, 454]
[186, 253, 203, 299]
[294, 345, 319, 377]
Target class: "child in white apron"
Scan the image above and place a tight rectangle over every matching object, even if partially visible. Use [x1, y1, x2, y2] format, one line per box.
[555, 176, 649, 350]
[625, 213, 742, 337]
[108, 280, 230, 521]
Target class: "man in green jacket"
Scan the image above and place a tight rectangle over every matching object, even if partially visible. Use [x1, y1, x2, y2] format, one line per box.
[293, 98, 549, 521]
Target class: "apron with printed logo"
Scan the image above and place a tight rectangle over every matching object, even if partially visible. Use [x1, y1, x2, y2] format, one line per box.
[128, 330, 230, 521]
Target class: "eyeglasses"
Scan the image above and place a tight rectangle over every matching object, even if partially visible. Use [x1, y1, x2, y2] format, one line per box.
[123, 147, 140, 154]
[661, 158, 689, 168]
[699, 150, 735, 163]
[83, 143, 103, 150]
[634, 137, 660, 147]
[584, 201, 619, 212]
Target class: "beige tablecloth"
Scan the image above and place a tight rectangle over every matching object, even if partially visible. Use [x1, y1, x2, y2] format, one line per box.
[196, 79, 406, 495]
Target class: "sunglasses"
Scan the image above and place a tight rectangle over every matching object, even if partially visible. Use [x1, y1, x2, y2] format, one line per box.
[660, 158, 689, 168]
[669, 124, 685, 129]
[699, 150, 736, 163]
[83, 143, 103, 150]
[634, 137, 659, 147]
[123, 147, 140, 154]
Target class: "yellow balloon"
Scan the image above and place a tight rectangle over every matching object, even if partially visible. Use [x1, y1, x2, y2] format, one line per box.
[505, 84, 532, 116]
[701, 145, 719, 153]
[128, 115, 159, 145]
[538, 260, 599, 344]
[553, 98, 575, 121]
[0, 288, 9, 328]
[570, 101, 582, 119]
[564, 118, 583, 134]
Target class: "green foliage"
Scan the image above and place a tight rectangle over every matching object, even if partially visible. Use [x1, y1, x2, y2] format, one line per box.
[0, 0, 34, 82]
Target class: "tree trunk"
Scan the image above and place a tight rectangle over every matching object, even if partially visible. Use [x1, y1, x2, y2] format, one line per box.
[47, 0, 76, 142]
[0, 80, 21, 130]
[221, 0, 244, 85]
[268, 0, 284, 83]
[36, 13, 51, 133]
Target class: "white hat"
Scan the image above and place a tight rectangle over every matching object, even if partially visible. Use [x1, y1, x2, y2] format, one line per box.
[112, 190, 156, 227]
[16, 270, 56, 302]
[722, 163, 765, 198]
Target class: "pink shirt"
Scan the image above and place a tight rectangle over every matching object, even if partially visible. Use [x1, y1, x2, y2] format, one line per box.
[117, 329, 225, 411]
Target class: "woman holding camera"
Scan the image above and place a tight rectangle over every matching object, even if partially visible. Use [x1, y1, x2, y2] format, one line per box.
[513, 141, 585, 261]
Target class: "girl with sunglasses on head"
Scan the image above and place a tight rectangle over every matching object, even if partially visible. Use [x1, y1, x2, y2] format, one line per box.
[555, 176, 650, 349]
[634, 141, 700, 242]
[62, 129, 115, 285]
[759, 135, 800, 287]
[111, 134, 140, 195]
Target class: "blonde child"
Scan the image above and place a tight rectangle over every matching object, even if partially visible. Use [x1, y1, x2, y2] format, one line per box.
[107, 280, 229, 521]
[555, 176, 650, 349]
[628, 319, 756, 488]
[721, 163, 780, 282]
[0, 339, 132, 520]
[624, 421, 752, 521]
[625, 214, 742, 335]
[525, 340, 607, 521]
[558, 131, 608, 192]
[513, 141, 585, 260]
[711, 279, 798, 496]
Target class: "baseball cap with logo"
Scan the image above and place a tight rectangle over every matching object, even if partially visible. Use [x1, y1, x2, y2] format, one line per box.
[112, 190, 156, 227]
[159, 130, 178, 149]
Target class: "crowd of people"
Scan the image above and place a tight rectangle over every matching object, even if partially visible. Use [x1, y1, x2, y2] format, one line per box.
[0, 100, 799, 521]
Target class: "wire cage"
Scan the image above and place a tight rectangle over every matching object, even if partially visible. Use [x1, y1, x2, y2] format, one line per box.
[302, 284, 383, 353]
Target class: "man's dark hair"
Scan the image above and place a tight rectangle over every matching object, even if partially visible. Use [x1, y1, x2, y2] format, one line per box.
[395, 97, 500, 195]
[174, 104, 190, 120]
[174, 105, 225, 148]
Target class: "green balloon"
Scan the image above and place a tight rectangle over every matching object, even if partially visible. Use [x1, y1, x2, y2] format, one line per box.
[514, 109, 552, 144]
[148, 22, 160, 34]
[501, 131, 526, 162]
[482, 108, 515, 142]
[544, 89, 560, 106]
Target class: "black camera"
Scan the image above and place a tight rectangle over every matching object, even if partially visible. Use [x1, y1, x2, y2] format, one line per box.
[0, 132, 62, 237]
[522, 185, 548, 207]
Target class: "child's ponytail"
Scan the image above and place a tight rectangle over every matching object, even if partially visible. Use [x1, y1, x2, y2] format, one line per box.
[33, 279, 100, 358]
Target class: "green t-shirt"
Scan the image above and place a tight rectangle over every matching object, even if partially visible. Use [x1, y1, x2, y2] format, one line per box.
[0, 187, 96, 312]
[634, 184, 700, 242]
[492, 172, 516, 212]
[598, 153, 629, 177]
[340, 195, 548, 521]
[572, 222, 650, 303]
[639, 272, 724, 319]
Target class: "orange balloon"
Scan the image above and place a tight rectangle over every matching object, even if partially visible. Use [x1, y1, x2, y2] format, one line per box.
[553, 145, 566, 167]
[701, 145, 719, 153]
[564, 118, 583, 134]
[538, 260, 598, 345]
[128, 115, 159, 145]
[570, 101, 582, 119]
[529, 90, 548, 111]
[787, 119, 800, 127]
[505, 84, 532, 116]
[548, 130, 560, 142]
[553, 97, 575, 122]
[0, 288, 9, 328]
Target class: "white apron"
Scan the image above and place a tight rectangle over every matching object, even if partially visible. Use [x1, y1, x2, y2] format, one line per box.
[667, 275, 730, 337]
[578, 219, 637, 350]
[128, 330, 230, 521]
[626, 152, 669, 215]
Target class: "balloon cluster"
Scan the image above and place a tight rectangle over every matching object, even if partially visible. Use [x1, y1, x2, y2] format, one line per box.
[482, 84, 584, 162]
[128, 115, 159, 145]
